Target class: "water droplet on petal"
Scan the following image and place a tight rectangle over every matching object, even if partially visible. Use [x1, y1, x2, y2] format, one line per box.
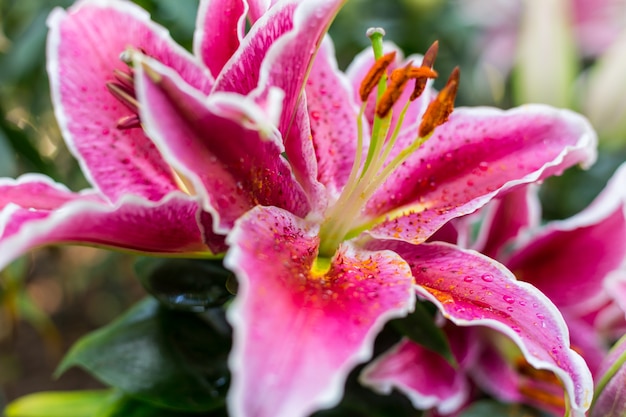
[503, 295, 515, 304]
[481, 273, 494, 282]
[536, 313, 545, 320]
[463, 276, 473, 282]
[478, 161, 489, 171]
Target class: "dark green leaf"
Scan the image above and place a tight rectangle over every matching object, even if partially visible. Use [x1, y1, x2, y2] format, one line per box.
[134, 258, 235, 312]
[390, 301, 457, 367]
[56, 298, 230, 412]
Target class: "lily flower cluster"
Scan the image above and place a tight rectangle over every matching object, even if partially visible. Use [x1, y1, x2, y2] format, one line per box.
[0, 0, 616, 416]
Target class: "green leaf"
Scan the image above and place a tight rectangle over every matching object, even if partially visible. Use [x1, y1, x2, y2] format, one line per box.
[95, 393, 223, 417]
[56, 298, 230, 412]
[134, 258, 234, 312]
[390, 301, 457, 367]
[4, 390, 111, 417]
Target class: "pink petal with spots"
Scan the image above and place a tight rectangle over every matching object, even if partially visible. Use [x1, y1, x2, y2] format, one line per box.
[194, 0, 247, 76]
[225, 206, 415, 417]
[367, 240, 594, 416]
[361, 338, 469, 414]
[215, 0, 345, 207]
[307, 37, 368, 197]
[135, 56, 310, 233]
[47, 0, 213, 203]
[367, 105, 597, 244]
[506, 162, 626, 312]
[0, 175, 210, 271]
[473, 185, 541, 260]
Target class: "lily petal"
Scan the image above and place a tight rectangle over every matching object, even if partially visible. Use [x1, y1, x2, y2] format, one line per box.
[194, 0, 247, 77]
[225, 205, 415, 417]
[473, 185, 541, 260]
[215, 0, 345, 206]
[506, 162, 626, 312]
[367, 105, 597, 244]
[0, 175, 209, 271]
[307, 37, 367, 197]
[135, 55, 310, 233]
[360, 337, 470, 414]
[47, 0, 213, 203]
[367, 239, 594, 416]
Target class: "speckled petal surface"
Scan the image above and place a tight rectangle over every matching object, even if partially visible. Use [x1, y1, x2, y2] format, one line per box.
[0, 175, 209, 271]
[361, 338, 469, 414]
[194, 0, 247, 77]
[214, 0, 345, 210]
[47, 0, 213, 202]
[366, 105, 597, 244]
[225, 205, 415, 417]
[506, 162, 626, 312]
[136, 56, 310, 233]
[306, 37, 366, 197]
[367, 239, 594, 416]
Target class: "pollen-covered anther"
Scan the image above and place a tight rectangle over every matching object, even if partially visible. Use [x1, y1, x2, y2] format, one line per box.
[359, 51, 397, 102]
[411, 40, 439, 100]
[375, 62, 414, 118]
[417, 66, 460, 137]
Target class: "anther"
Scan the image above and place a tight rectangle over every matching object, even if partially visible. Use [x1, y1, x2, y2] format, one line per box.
[359, 51, 397, 102]
[417, 66, 460, 137]
[112, 69, 135, 91]
[411, 41, 439, 100]
[116, 115, 141, 130]
[375, 62, 413, 118]
[106, 82, 139, 113]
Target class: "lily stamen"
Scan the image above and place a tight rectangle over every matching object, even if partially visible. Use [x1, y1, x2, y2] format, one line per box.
[359, 51, 397, 102]
[418, 66, 460, 137]
[411, 40, 439, 100]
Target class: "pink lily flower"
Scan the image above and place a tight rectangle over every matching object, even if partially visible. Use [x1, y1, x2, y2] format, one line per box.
[0, 0, 344, 268]
[134, 17, 599, 413]
[362, 163, 626, 416]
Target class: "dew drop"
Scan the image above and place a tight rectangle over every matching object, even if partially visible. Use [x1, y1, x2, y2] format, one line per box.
[478, 161, 489, 171]
[481, 273, 494, 282]
[467, 179, 474, 186]
[536, 313, 545, 320]
[506, 306, 514, 313]
[463, 276, 473, 282]
[503, 295, 515, 304]
[311, 110, 321, 120]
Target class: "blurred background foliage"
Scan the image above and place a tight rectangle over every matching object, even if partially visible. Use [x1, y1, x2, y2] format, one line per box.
[0, 0, 623, 411]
